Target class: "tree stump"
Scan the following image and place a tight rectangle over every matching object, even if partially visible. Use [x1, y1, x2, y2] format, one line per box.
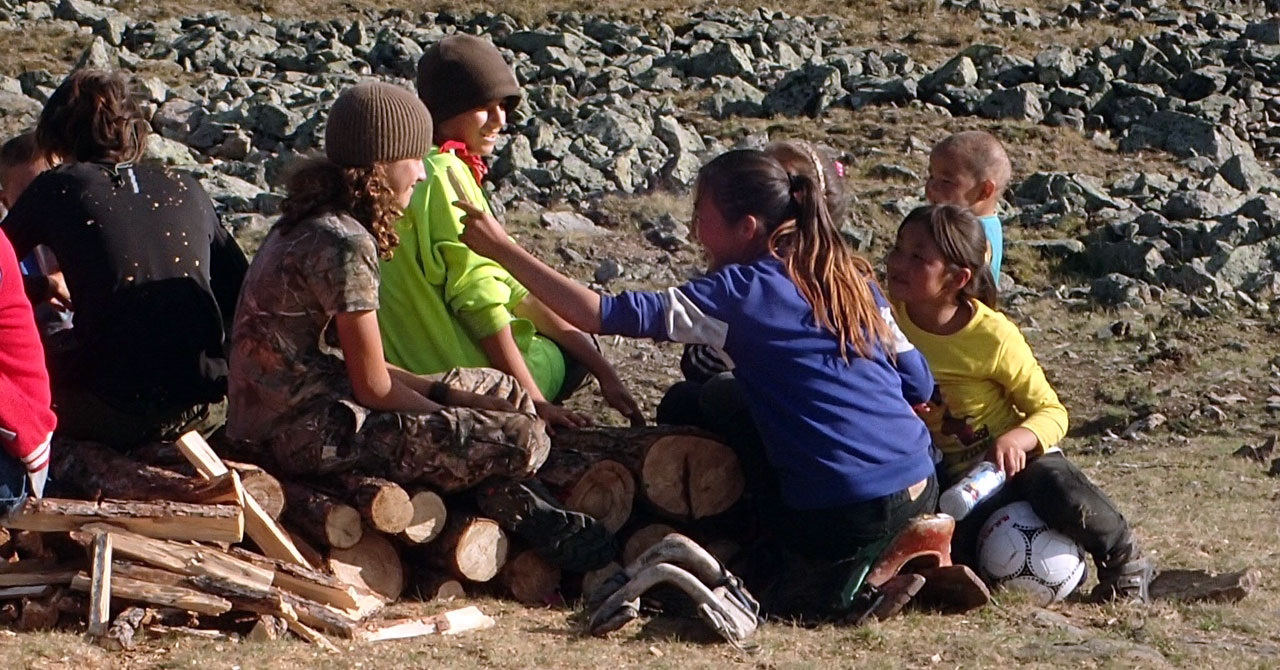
[398, 490, 448, 545]
[281, 482, 362, 549]
[501, 550, 562, 607]
[430, 516, 509, 583]
[334, 475, 414, 535]
[327, 533, 405, 601]
[549, 427, 744, 521]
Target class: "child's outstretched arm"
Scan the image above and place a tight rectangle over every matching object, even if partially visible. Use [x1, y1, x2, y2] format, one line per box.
[515, 295, 644, 425]
[456, 200, 604, 332]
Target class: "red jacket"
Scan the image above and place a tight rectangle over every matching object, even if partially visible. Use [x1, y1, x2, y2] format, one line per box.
[0, 230, 53, 472]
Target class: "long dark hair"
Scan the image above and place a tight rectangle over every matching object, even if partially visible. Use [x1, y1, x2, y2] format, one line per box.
[37, 69, 149, 165]
[278, 157, 402, 259]
[695, 149, 892, 361]
[899, 204, 998, 308]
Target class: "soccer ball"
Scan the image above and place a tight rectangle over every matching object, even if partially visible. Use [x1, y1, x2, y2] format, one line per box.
[976, 501, 1087, 605]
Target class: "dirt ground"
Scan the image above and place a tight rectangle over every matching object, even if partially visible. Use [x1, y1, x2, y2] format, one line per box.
[2, 0, 1279, 667]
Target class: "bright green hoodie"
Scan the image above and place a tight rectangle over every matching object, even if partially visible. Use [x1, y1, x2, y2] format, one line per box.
[377, 148, 564, 399]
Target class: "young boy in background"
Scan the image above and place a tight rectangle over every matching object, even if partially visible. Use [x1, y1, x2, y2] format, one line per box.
[925, 131, 1011, 282]
[0, 132, 70, 332]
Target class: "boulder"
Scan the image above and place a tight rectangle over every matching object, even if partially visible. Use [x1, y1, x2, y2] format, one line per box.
[979, 86, 1045, 123]
[1033, 47, 1080, 86]
[763, 64, 843, 117]
[918, 55, 979, 94]
[540, 210, 602, 234]
[687, 41, 754, 80]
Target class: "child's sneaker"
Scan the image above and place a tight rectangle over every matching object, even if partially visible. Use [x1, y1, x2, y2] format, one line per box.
[476, 479, 616, 572]
[1091, 556, 1154, 603]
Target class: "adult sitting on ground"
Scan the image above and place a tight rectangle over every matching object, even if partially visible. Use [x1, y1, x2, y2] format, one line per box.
[0, 69, 248, 449]
[226, 82, 614, 572]
[0, 131, 72, 337]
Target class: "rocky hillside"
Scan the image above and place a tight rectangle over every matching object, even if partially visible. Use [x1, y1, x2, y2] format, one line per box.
[0, 0, 1278, 318]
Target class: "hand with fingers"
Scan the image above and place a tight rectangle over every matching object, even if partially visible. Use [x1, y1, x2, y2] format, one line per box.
[535, 400, 593, 435]
[987, 434, 1028, 477]
[453, 199, 512, 260]
[600, 375, 645, 426]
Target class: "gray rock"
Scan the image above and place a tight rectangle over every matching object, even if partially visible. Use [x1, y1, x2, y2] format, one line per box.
[594, 258, 623, 284]
[687, 41, 754, 80]
[506, 30, 587, 55]
[144, 135, 198, 167]
[540, 210, 601, 234]
[918, 55, 978, 94]
[212, 129, 253, 161]
[1157, 258, 1226, 296]
[1245, 20, 1280, 45]
[763, 63, 843, 117]
[1163, 189, 1243, 221]
[1219, 154, 1275, 193]
[55, 0, 116, 25]
[653, 116, 706, 157]
[979, 86, 1045, 123]
[869, 164, 919, 182]
[94, 15, 131, 46]
[75, 36, 118, 70]
[559, 152, 608, 191]
[250, 103, 304, 139]
[0, 91, 43, 127]
[846, 77, 918, 110]
[701, 76, 765, 119]
[580, 108, 650, 151]
[1208, 241, 1274, 289]
[152, 98, 203, 142]
[1235, 196, 1280, 229]
[1092, 273, 1152, 308]
[1034, 47, 1080, 86]
[1124, 110, 1255, 164]
[491, 134, 537, 182]
[1087, 238, 1170, 280]
[200, 171, 265, 213]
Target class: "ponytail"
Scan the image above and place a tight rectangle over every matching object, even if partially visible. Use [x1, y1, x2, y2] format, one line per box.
[696, 149, 894, 361]
[769, 173, 892, 360]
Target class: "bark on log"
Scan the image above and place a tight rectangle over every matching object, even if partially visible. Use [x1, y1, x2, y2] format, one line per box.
[70, 524, 275, 592]
[101, 606, 149, 651]
[548, 427, 744, 521]
[282, 482, 362, 550]
[500, 550, 562, 607]
[622, 523, 678, 565]
[412, 573, 466, 601]
[334, 475, 414, 535]
[6, 497, 244, 544]
[49, 441, 242, 506]
[327, 533, 405, 601]
[228, 461, 285, 521]
[429, 516, 509, 583]
[398, 490, 448, 545]
[248, 614, 289, 642]
[71, 571, 233, 616]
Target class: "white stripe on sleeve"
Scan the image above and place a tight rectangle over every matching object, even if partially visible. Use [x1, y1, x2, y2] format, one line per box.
[881, 305, 916, 354]
[664, 287, 730, 349]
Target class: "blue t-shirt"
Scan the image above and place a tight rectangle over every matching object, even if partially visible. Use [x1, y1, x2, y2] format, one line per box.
[981, 214, 1003, 282]
[600, 257, 936, 510]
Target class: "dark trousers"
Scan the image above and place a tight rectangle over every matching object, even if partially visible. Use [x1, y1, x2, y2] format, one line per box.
[951, 451, 1136, 572]
[657, 374, 939, 619]
[0, 451, 29, 517]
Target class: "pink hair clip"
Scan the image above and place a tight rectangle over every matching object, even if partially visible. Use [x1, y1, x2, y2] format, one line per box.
[834, 160, 846, 178]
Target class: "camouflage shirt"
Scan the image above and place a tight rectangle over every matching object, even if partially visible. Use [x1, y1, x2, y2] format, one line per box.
[226, 212, 379, 445]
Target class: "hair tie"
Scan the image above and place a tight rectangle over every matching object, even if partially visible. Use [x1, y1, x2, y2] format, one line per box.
[833, 160, 846, 178]
[801, 144, 827, 193]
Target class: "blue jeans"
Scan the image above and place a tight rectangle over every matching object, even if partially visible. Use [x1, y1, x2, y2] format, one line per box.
[0, 451, 28, 517]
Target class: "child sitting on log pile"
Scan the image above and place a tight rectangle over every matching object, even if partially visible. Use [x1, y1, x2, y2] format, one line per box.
[376, 35, 642, 433]
[226, 82, 615, 573]
[456, 148, 939, 620]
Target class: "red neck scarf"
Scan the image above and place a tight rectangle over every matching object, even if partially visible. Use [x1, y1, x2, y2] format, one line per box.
[439, 141, 489, 185]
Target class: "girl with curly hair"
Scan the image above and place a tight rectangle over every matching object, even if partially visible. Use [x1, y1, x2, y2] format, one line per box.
[0, 69, 247, 449]
[227, 82, 616, 572]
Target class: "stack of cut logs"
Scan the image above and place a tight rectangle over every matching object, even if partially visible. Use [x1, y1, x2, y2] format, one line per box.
[0, 425, 745, 645]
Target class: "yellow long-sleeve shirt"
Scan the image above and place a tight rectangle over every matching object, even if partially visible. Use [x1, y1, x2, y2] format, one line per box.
[894, 299, 1068, 481]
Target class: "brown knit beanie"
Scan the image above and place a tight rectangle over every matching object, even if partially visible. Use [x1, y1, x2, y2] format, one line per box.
[325, 81, 433, 167]
[416, 35, 521, 126]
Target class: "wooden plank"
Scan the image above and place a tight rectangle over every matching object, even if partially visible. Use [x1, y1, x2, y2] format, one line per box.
[0, 569, 80, 587]
[227, 547, 383, 616]
[87, 532, 113, 637]
[0, 585, 54, 600]
[71, 571, 232, 616]
[359, 605, 495, 642]
[5, 497, 244, 543]
[175, 432, 311, 567]
[72, 524, 275, 592]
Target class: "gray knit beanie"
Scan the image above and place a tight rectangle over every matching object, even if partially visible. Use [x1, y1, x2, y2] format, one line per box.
[325, 81, 433, 167]
[416, 35, 521, 126]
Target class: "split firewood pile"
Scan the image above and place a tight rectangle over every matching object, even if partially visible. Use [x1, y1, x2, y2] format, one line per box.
[0, 425, 748, 647]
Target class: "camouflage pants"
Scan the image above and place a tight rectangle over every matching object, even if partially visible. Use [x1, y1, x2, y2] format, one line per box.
[270, 367, 550, 493]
